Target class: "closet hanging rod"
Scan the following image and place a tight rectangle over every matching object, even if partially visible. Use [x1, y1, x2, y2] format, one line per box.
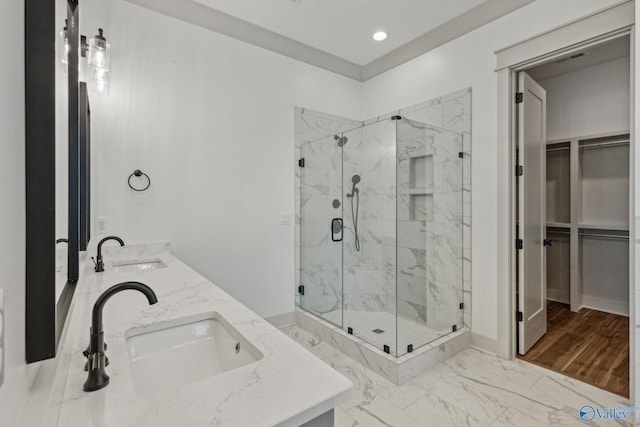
[579, 140, 630, 150]
[546, 230, 628, 240]
[546, 146, 570, 152]
[547, 230, 570, 235]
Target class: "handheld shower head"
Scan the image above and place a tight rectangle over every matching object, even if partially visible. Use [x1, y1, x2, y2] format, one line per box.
[349, 174, 361, 196]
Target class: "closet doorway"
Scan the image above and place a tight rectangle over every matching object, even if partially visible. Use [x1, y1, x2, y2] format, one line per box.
[515, 35, 631, 397]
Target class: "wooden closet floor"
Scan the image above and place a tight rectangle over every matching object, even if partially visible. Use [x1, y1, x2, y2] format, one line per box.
[518, 300, 629, 397]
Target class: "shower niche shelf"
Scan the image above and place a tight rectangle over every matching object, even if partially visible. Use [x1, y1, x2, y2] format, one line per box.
[410, 194, 432, 221]
[408, 154, 434, 221]
[409, 155, 433, 189]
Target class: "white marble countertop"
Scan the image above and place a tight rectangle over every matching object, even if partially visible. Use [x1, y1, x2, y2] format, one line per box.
[49, 243, 351, 427]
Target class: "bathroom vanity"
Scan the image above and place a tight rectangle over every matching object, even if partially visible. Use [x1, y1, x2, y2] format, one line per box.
[43, 243, 350, 426]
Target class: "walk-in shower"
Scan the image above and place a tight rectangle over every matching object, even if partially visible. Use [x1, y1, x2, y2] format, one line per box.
[299, 115, 465, 357]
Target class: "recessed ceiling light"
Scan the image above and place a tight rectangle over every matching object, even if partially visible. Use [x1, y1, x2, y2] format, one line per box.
[373, 31, 388, 42]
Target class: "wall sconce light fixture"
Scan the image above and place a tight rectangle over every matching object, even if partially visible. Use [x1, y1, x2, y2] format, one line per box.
[59, 19, 69, 64]
[88, 29, 111, 94]
[60, 24, 112, 94]
[88, 29, 110, 73]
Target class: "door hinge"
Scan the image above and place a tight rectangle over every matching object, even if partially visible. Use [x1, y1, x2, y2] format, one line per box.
[298, 158, 305, 167]
[516, 239, 523, 250]
[515, 92, 523, 103]
[452, 325, 458, 332]
[298, 285, 304, 295]
[515, 165, 523, 176]
[517, 311, 523, 322]
[459, 302, 464, 310]
[458, 152, 464, 159]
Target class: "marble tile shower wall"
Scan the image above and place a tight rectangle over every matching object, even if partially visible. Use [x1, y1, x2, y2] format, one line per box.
[394, 121, 464, 330]
[295, 87, 471, 331]
[295, 108, 362, 314]
[364, 88, 472, 329]
[394, 121, 430, 324]
[342, 120, 397, 315]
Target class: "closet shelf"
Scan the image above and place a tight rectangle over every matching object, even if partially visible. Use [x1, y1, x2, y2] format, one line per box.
[547, 221, 570, 228]
[578, 223, 628, 232]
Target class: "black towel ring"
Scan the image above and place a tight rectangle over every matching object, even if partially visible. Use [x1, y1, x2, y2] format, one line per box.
[128, 170, 151, 192]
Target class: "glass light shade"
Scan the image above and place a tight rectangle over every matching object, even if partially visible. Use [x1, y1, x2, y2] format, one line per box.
[92, 68, 110, 95]
[59, 28, 69, 64]
[88, 29, 110, 72]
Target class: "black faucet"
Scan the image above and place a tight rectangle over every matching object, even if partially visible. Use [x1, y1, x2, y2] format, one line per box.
[94, 236, 125, 272]
[83, 281, 158, 392]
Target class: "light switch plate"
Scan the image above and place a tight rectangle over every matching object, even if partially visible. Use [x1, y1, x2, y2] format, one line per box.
[0, 288, 4, 387]
[280, 213, 292, 225]
[96, 217, 108, 234]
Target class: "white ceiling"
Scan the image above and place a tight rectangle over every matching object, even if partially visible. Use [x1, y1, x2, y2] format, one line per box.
[193, 0, 486, 66]
[527, 36, 630, 81]
[127, 0, 536, 81]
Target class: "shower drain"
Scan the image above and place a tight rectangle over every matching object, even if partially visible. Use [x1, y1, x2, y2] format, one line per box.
[372, 329, 384, 334]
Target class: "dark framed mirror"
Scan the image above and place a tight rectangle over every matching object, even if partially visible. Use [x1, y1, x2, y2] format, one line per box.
[80, 82, 91, 251]
[25, 0, 81, 363]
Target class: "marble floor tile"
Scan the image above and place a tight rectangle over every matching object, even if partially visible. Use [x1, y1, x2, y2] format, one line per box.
[348, 395, 426, 427]
[334, 407, 360, 427]
[425, 375, 510, 424]
[490, 405, 587, 427]
[404, 392, 487, 426]
[409, 362, 458, 393]
[280, 325, 629, 426]
[443, 347, 499, 373]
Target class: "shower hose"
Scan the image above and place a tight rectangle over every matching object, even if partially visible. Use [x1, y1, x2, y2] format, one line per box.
[351, 190, 360, 252]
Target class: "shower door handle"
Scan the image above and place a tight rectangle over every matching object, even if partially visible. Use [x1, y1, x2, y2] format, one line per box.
[331, 218, 343, 242]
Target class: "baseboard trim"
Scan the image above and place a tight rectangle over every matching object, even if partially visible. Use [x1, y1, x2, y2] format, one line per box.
[469, 331, 505, 358]
[547, 288, 569, 304]
[266, 311, 297, 328]
[581, 295, 629, 317]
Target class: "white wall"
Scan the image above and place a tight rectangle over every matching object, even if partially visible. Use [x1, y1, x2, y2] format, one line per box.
[83, 0, 631, 337]
[539, 56, 631, 140]
[0, 0, 39, 425]
[84, 0, 362, 318]
[361, 0, 624, 341]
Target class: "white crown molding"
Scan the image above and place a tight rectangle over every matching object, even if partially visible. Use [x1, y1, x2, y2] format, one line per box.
[125, 0, 535, 82]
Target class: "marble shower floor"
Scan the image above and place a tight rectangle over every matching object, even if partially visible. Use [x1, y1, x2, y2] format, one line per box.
[280, 324, 631, 426]
[320, 309, 449, 355]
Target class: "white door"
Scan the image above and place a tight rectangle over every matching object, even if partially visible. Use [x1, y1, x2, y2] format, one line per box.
[517, 71, 547, 355]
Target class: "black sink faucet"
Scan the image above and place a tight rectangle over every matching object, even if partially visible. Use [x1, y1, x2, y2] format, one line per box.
[83, 281, 158, 392]
[94, 236, 125, 272]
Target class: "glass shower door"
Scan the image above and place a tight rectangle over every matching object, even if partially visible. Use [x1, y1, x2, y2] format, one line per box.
[396, 118, 464, 356]
[299, 135, 344, 327]
[341, 121, 398, 355]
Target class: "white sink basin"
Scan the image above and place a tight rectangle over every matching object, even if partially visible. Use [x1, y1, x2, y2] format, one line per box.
[112, 258, 167, 273]
[125, 312, 263, 397]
